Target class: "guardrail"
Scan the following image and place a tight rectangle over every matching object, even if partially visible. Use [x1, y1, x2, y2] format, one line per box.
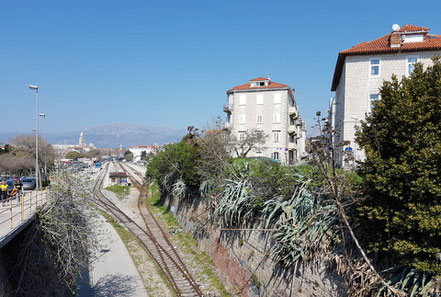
[0, 188, 48, 230]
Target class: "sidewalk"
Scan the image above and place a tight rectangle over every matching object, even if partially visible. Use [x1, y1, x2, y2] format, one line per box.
[76, 213, 149, 297]
[0, 190, 47, 249]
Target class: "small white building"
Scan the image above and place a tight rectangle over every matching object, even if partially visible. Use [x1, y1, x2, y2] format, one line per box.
[129, 145, 158, 162]
[331, 24, 441, 166]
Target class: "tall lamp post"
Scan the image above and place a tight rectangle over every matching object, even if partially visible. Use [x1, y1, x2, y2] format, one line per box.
[29, 85, 39, 190]
[39, 113, 46, 181]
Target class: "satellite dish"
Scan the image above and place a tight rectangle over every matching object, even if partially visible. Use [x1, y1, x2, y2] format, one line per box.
[392, 24, 400, 31]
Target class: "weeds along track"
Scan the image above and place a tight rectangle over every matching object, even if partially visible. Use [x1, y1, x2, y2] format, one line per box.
[94, 163, 202, 297]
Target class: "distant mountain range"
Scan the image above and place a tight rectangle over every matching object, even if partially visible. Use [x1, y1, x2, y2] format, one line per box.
[0, 123, 187, 148]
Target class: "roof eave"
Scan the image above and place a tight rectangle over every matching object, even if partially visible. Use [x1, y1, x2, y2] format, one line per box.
[331, 46, 441, 91]
[227, 86, 290, 94]
[331, 53, 345, 91]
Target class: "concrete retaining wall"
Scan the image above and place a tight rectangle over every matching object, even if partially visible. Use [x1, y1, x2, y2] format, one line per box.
[161, 193, 346, 297]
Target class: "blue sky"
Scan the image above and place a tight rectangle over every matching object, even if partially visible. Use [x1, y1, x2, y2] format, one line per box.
[1, 0, 440, 135]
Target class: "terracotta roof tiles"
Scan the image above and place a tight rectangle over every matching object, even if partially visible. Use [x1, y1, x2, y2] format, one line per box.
[249, 77, 269, 81]
[331, 25, 441, 91]
[398, 24, 429, 32]
[228, 78, 290, 92]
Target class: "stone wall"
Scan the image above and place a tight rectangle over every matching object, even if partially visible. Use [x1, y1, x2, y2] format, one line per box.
[161, 193, 346, 297]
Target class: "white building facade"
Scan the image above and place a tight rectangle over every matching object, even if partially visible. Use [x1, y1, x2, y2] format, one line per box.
[224, 76, 306, 164]
[129, 145, 158, 162]
[331, 24, 441, 165]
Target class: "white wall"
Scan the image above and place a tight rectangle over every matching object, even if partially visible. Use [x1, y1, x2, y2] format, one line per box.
[335, 50, 441, 164]
[228, 88, 301, 163]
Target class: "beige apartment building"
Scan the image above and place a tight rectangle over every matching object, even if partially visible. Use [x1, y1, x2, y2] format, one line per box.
[224, 76, 306, 164]
[330, 24, 441, 165]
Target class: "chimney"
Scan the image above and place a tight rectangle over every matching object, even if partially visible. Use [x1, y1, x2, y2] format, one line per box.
[390, 31, 401, 48]
[267, 74, 271, 81]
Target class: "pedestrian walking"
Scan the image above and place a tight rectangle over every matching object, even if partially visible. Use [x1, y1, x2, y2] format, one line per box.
[10, 180, 23, 205]
[14, 179, 23, 197]
[0, 180, 9, 206]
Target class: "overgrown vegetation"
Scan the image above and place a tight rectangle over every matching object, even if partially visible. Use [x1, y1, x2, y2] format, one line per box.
[105, 184, 131, 199]
[65, 149, 101, 161]
[146, 66, 441, 296]
[355, 59, 441, 276]
[7, 172, 100, 297]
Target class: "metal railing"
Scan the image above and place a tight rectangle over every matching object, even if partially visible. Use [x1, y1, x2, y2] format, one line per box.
[0, 188, 48, 230]
[223, 103, 233, 113]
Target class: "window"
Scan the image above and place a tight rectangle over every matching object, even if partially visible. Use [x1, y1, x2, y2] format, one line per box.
[256, 94, 263, 105]
[407, 57, 418, 75]
[271, 152, 280, 160]
[273, 113, 281, 123]
[238, 131, 246, 141]
[256, 114, 263, 123]
[273, 131, 280, 143]
[402, 34, 424, 43]
[289, 134, 296, 143]
[274, 93, 281, 104]
[370, 59, 380, 76]
[239, 114, 246, 124]
[239, 95, 246, 105]
[369, 93, 379, 110]
[290, 116, 296, 125]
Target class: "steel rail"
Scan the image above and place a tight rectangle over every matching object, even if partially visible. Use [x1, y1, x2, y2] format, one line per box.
[94, 163, 202, 296]
[119, 163, 203, 296]
[92, 164, 182, 295]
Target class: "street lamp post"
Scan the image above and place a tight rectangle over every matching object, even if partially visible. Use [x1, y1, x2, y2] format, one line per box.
[39, 113, 46, 181]
[29, 85, 39, 190]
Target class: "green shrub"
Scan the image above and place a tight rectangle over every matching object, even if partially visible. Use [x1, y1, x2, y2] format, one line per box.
[355, 58, 441, 275]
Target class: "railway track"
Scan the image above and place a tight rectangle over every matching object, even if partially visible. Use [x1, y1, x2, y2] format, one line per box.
[93, 163, 203, 297]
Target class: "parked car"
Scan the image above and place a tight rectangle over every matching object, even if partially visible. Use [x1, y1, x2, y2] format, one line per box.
[21, 177, 36, 190]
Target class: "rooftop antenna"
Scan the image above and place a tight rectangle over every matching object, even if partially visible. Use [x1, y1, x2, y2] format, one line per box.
[392, 24, 400, 32]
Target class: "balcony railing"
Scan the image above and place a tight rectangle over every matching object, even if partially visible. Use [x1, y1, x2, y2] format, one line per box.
[288, 125, 297, 134]
[289, 107, 297, 116]
[223, 104, 233, 113]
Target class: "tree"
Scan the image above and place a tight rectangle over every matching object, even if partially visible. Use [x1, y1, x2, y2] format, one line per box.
[146, 137, 201, 189]
[125, 152, 133, 162]
[228, 129, 267, 158]
[140, 151, 147, 161]
[65, 151, 83, 160]
[11, 173, 100, 296]
[355, 58, 441, 275]
[0, 135, 56, 175]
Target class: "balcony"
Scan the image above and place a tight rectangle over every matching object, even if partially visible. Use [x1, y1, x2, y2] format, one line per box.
[289, 107, 297, 116]
[288, 142, 296, 149]
[224, 122, 232, 129]
[288, 125, 297, 134]
[223, 104, 233, 113]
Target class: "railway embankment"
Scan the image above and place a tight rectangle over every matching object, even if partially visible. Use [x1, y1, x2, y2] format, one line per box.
[158, 190, 346, 297]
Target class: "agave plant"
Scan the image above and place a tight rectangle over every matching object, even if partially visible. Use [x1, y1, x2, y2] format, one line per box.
[199, 180, 213, 198]
[262, 180, 340, 266]
[172, 179, 188, 199]
[161, 171, 179, 193]
[376, 267, 437, 297]
[214, 179, 261, 228]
